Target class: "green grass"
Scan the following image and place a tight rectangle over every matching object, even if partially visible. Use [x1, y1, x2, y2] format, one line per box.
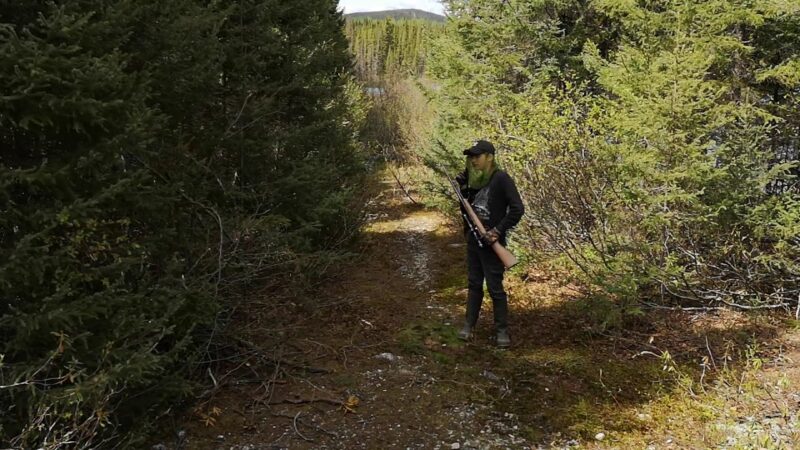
[397, 319, 465, 359]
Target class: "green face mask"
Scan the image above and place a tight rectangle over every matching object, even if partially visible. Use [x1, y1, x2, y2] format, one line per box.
[467, 159, 497, 189]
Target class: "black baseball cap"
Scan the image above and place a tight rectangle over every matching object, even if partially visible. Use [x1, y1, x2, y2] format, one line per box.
[463, 139, 496, 156]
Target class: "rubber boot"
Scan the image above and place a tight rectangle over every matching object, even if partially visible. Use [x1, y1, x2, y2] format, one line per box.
[496, 328, 510, 348]
[460, 289, 482, 341]
[458, 323, 472, 341]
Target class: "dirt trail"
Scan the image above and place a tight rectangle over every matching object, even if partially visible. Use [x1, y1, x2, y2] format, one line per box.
[173, 173, 537, 449]
[168, 172, 800, 450]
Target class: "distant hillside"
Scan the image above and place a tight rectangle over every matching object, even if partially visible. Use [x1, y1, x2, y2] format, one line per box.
[345, 9, 445, 22]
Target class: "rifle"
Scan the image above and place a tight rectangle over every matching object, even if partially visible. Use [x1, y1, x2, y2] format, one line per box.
[447, 174, 518, 270]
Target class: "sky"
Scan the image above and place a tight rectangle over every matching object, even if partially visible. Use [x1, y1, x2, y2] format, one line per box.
[338, 0, 445, 15]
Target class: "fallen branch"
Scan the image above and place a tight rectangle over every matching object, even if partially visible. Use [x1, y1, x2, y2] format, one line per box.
[270, 412, 314, 442]
[235, 337, 331, 374]
[293, 412, 313, 442]
[388, 166, 419, 205]
[718, 299, 789, 311]
[267, 397, 343, 407]
[641, 299, 790, 312]
[705, 335, 717, 371]
[640, 301, 724, 312]
[270, 412, 338, 440]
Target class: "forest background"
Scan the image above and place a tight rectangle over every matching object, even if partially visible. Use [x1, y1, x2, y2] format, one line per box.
[1, 0, 798, 448]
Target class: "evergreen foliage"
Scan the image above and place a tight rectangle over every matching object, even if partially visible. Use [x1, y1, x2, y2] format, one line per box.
[0, 0, 364, 447]
[344, 18, 444, 82]
[428, 0, 799, 316]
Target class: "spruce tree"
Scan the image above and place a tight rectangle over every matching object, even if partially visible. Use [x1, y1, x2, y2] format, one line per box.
[1, 0, 365, 446]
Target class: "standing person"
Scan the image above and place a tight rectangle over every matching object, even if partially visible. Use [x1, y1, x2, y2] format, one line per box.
[456, 140, 524, 348]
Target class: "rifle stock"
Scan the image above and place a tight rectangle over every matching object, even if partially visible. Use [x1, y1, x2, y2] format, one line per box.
[448, 176, 518, 270]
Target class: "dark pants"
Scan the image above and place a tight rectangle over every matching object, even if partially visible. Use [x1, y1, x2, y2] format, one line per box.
[466, 233, 508, 331]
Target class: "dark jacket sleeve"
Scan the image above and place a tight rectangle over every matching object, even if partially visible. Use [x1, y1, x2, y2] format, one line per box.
[495, 172, 524, 235]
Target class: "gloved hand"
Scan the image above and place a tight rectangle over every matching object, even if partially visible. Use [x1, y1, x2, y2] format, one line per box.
[482, 228, 500, 244]
[455, 171, 467, 185]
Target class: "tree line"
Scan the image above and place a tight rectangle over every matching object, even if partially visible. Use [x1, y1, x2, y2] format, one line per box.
[344, 18, 443, 83]
[425, 0, 799, 323]
[0, 1, 365, 447]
